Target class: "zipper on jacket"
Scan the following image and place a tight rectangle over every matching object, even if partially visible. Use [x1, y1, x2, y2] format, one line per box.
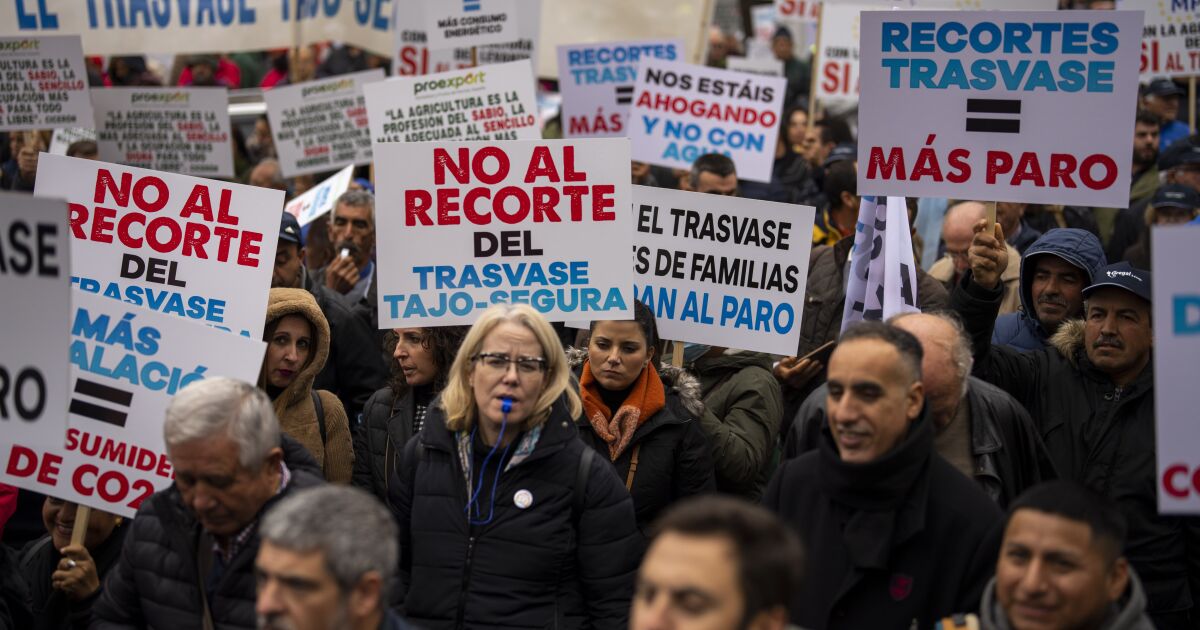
[454, 536, 476, 629]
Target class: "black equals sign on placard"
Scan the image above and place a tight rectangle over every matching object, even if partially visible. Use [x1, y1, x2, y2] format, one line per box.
[615, 85, 634, 105]
[965, 98, 1021, 134]
[70, 378, 133, 428]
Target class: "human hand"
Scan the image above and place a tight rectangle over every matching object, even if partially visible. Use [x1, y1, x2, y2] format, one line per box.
[774, 357, 824, 390]
[52, 545, 100, 601]
[968, 219, 1008, 290]
[324, 253, 359, 294]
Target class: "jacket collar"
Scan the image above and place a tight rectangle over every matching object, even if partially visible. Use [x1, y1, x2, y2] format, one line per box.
[980, 568, 1155, 630]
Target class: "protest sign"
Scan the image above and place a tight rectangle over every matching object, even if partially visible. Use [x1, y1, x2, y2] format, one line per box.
[284, 165, 355, 227]
[842, 196, 920, 331]
[1119, 0, 1200, 79]
[422, 0, 521, 50]
[34, 154, 282, 338]
[1, 1, 393, 57]
[373, 138, 634, 326]
[365, 60, 539, 144]
[774, 0, 819, 23]
[394, 0, 541, 77]
[265, 69, 384, 177]
[631, 186, 814, 355]
[0, 35, 93, 131]
[1154, 227, 1200, 514]
[90, 87, 234, 178]
[857, 10, 1143, 208]
[557, 39, 683, 138]
[629, 59, 785, 183]
[0, 289, 265, 518]
[726, 56, 785, 77]
[49, 127, 95, 155]
[1, 193, 70, 450]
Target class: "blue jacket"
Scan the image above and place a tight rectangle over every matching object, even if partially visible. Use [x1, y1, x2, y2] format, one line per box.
[992, 228, 1106, 351]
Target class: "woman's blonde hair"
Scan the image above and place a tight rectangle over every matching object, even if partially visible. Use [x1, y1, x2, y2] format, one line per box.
[440, 304, 580, 432]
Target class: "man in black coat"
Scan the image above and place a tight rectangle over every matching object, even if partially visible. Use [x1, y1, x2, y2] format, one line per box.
[953, 219, 1199, 629]
[273, 212, 387, 420]
[765, 322, 1003, 630]
[91, 378, 326, 630]
[785, 312, 1056, 508]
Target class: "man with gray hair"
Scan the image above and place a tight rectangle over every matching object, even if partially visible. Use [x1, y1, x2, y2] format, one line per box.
[256, 486, 415, 630]
[784, 312, 1055, 507]
[314, 190, 379, 332]
[92, 378, 325, 630]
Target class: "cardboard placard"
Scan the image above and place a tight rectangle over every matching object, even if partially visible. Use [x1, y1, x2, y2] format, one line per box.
[90, 87, 234, 178]
[0, 192, 71, 450]
[265, 69, 385, 177]
[773, 0, 819, 23]
[34, 155, 282, 338]
[422, 0, 521, 50]
[557, 39, 683, 138]
[726, 56, 785, 77]
[629, 59, 785, 183]
[0, 35, 94, 131]
[365, 60, 539, 144]
[0, 289, 266, 518]
[1119, 0, 1200, 79]
[373, 139, 635, 327]
[857, 10, 1143, 207]
[49, 127, 96, 155]
[284, 165, 355, 227]
[393, 0, 541, 77]
[630, 185, 814, 355]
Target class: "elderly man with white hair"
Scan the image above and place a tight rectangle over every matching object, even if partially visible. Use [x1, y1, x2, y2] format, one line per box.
[92, 377, 325, 630]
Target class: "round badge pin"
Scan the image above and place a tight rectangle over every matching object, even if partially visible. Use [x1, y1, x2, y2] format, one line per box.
[514, 489, 533, 509]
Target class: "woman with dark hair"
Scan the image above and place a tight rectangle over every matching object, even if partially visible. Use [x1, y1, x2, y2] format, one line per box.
[352, 326, 468, 500]
[571, 300, 715, 533]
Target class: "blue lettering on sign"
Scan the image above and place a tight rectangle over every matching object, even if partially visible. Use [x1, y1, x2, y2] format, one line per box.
[16, 0, 59, 29]
[1174, 295, 1200, 335]
[1172, 0, 1200, 13]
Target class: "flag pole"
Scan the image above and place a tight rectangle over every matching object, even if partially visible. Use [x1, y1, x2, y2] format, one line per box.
[807, 3, 822, 126]
[1189, 76, 1196, 134]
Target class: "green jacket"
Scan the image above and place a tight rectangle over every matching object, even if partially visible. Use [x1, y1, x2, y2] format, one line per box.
[691, 351, 783, 500]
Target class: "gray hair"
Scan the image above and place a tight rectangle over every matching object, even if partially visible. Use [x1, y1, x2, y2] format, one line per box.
[260, 485, 398, 592]
[332, 189, 375, 225]
[163, 377, 280, 469]
[251, 159, 287, 190]
[889, 311, 974, 398]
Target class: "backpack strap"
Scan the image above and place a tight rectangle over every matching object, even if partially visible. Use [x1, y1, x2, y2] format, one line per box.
[18, 536, 54, 573]
[311, 390, 327, 445]
[573, 447, 595, 524]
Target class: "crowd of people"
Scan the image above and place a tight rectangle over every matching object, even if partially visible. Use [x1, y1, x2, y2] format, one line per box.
[2, 0, 1199, 628]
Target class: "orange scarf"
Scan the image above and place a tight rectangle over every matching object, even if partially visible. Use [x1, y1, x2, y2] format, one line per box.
[580, 361, 666, 461]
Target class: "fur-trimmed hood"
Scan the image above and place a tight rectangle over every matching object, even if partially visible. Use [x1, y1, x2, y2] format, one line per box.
[1049, 318, 1086, 367]
[566, 346, 705, 418]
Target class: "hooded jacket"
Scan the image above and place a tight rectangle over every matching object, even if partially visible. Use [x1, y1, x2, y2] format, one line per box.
[262, 288, 354, 483]
[690, 351, 783, 500]
[568, 348, 716, 532]
[90, 437, 325, 630]
[975, 569, 1156, 630]
[391, 395, 642, 630]
[992, 228, 1107, 352]
[765, 413, 1003, 630]
[953, 274, 1200, 621]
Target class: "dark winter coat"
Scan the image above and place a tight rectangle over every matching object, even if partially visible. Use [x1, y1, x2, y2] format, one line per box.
[992, 228, 1107, 352]
[352, 386, 420, 500]
[18, 523, 128, 630]
[954, 274, 1200, 621]
[90, 437, 325, 630]
[765, 415, 1003, 630]
[392, 395, 642, 630]
[303, 267, 388, 420]
[568, 349, 716, 532]
[784, 378, 1057, 508]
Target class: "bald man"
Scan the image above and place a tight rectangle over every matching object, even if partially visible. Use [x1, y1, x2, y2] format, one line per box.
[929, 201, 1021, 314]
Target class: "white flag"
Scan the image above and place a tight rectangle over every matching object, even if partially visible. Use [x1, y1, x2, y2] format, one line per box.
[841, 196, 920, 332]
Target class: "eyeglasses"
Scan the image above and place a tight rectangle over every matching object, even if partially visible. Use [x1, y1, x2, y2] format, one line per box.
[472, 353, 547, 376]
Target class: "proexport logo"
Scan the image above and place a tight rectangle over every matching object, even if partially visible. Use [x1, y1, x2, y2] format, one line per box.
[1174, 295, 1200, 335]
[302, 79, 354, 99]
[412, 71, 487, 97]
[131, 91, 190, 105]
[0, 40, 39, 53]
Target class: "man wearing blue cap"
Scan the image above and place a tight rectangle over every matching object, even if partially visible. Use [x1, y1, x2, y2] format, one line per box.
[1141, 78, 1189, 154]
[1121, 184, 1200, 269]
[952, 220, 1199, 629]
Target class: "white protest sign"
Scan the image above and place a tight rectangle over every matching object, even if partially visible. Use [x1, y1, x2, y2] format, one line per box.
[265, 69, 384, 177]
[366, 60, 539, 144]
[557, 40, 683, 138]
[726, 56, 785, 77]
[1154, 226, 1200, 514]
[774, 0, 819, 23]
[857, 11, 1143, 208]
[49, 127, 96, 155]
[90, 87, 234, 178]
[0, 1, 394, 57]
[373, 139, 634, 327]
[34, 155, 282, 338]
[284, 165, 355, 228]
[631, 186, 814, 355]
[0, 290, 265, 518]
[0, 193, 70, 450]
[842, 196, 920, 331]
[1119, 0, 1200, 79]
[422, 0, 521, 50]
[0, 35, 93, 131]
[394, 0, 541, 77]
[473, 0, 541, 76]
[629, 59, 785, 183]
